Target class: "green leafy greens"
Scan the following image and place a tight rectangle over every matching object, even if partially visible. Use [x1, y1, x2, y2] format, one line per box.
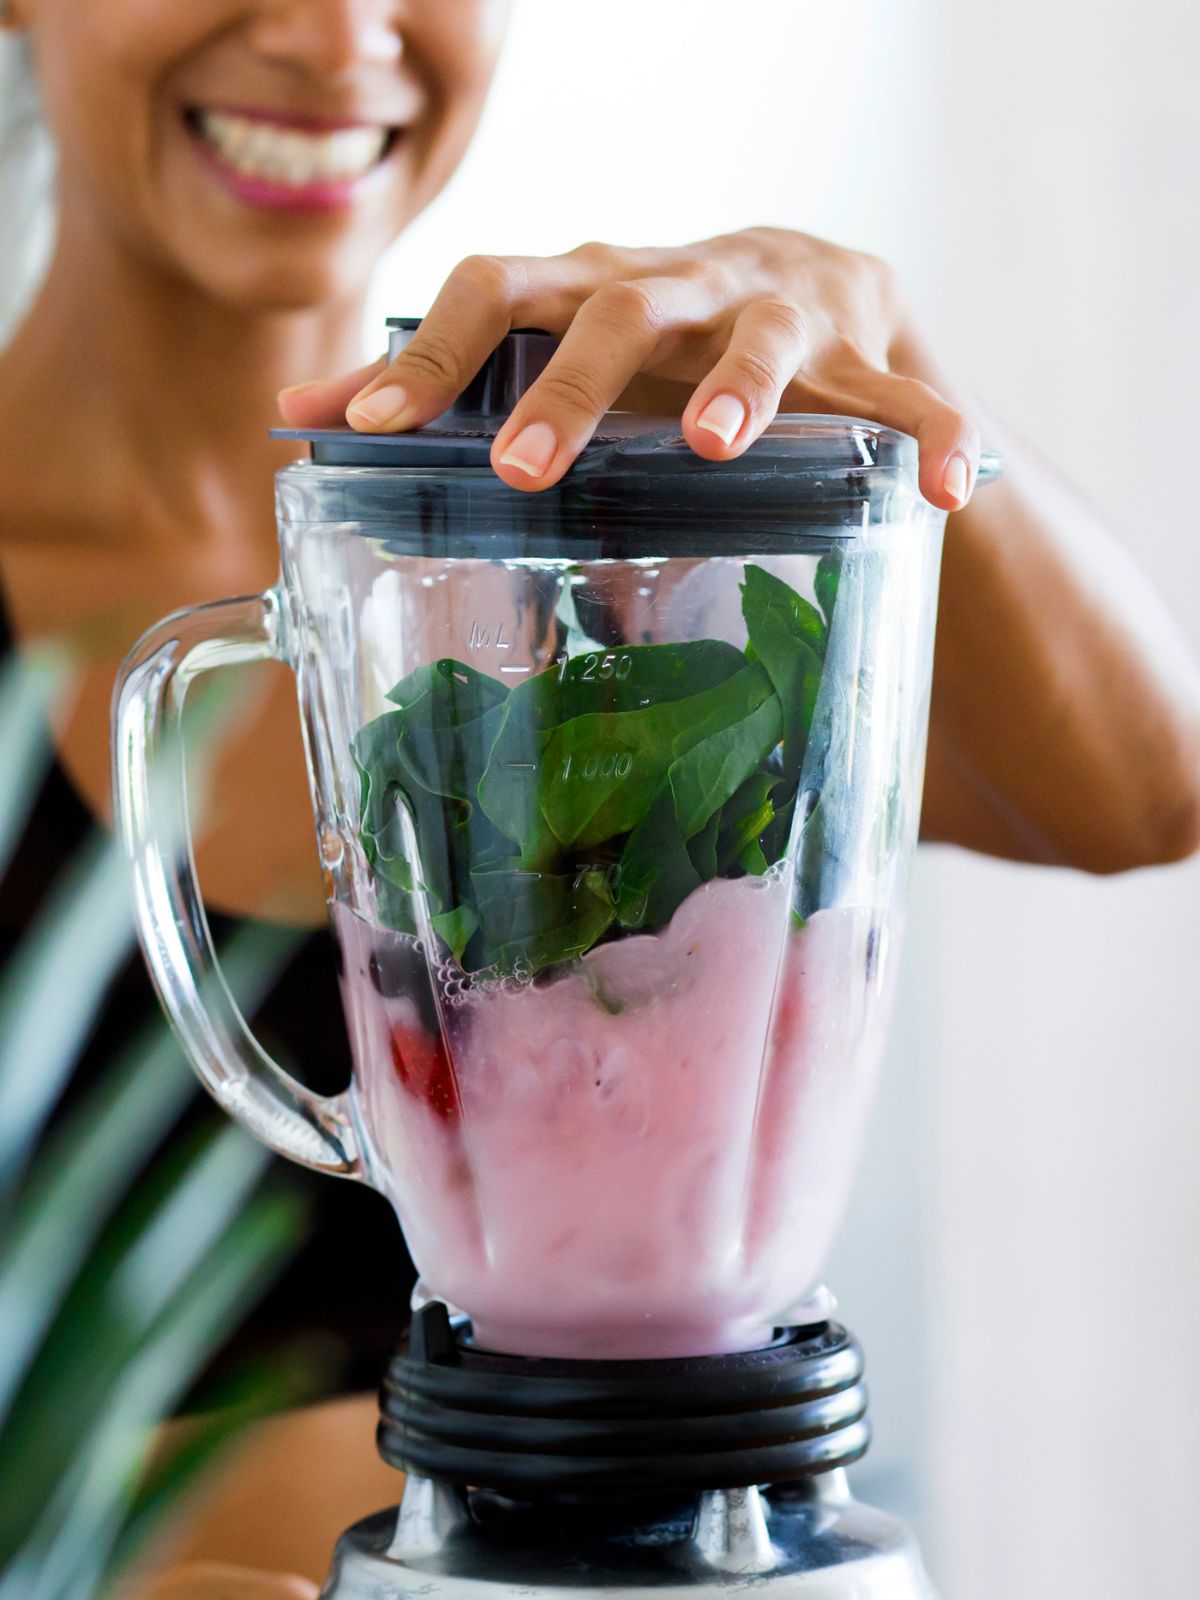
[353, 563, 833, 975]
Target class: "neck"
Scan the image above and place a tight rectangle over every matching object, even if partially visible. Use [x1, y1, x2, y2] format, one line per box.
[1, 201, 368, 546]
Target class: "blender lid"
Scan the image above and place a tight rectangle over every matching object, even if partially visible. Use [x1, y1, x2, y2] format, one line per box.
[271, 321, 999, 551]
[272, 318, 923, 478]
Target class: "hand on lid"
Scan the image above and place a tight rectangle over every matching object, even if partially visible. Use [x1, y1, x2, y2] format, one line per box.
[277, 228, 980, 511]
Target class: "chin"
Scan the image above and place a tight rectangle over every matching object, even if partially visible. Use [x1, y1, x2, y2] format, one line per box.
[184, 237, 383, 316]
[218, 264, 366, 315]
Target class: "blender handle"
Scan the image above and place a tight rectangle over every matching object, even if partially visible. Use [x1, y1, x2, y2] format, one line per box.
[112, 589, 362, 1180]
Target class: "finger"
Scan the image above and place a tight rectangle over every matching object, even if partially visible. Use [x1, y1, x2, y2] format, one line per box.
[342, 251, 595, 433]
[680, 298, 809, 461]
[845, 368, 981, 510]
[277, 357, 385, 428]
[490, 275, 718, 491]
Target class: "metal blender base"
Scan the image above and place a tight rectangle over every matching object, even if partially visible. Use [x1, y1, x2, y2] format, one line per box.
[321, 1476, 936, 1599]
[320, 1307, 937, 1599]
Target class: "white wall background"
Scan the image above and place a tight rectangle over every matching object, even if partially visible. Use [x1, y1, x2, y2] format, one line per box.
[924, 3, 1200, 1596]
[365, 0, 936, 317]
[371, 3, 1200, 1595]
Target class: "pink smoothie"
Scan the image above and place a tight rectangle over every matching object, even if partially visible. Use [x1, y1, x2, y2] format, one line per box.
[334, 876, 891, 1359]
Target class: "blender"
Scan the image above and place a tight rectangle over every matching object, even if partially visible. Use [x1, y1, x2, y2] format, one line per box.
[113, 320, 999, 1597]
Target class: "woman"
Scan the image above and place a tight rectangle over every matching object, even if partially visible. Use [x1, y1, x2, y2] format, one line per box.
[1, 2, 1198, 1594]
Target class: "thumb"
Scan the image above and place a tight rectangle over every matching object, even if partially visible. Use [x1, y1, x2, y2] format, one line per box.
[277, 357, 387, 429]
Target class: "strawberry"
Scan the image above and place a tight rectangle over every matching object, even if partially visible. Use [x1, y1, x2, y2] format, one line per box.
[389, 1021, 460, 1122]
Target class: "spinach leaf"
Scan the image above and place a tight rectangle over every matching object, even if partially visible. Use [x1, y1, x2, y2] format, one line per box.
[687, 810, 721, 881]
[613, 688, 780, 931]
[615, 784, 702, 931]
[471, 863, 616, 974]
[355, 662, 509, 921]
[387, 656, 508, 718]
[476, 642, 740, 869]
[668, 692, 782, 838]
[757, 789, 795, 871]
[430, 906, 479, 965]
[353, 563, 837, 974]
[814, 550, 842, 630]
[352, 712, 415, 890]
[480, 649, 766, 860]
[739, 839, 770, 876]
[537, 662, 775, 852]
[740, 564, 826, 776]
[386, 658, 508, 803]
[716, 770, 780, 874]
[352, 719, 421, 935]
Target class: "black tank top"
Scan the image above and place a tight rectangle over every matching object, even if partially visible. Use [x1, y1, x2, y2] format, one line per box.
[0, 612, 416, 1399]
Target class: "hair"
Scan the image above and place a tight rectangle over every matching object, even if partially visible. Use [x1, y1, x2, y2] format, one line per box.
[0, 32, 56, 347]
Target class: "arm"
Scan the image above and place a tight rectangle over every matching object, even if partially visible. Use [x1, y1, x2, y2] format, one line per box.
[920, 405, 1200, 871]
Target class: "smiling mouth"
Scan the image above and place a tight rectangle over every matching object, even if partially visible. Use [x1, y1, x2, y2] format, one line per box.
[185, 105, 400, 189]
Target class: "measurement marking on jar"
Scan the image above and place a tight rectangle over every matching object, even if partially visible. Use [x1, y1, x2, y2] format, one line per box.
[560, 752, 634, 782]
[503, 762, 537, 771]
[558, 651, 634, 683]
[499, 664, 532, 676]
[467, 620, 512, 652]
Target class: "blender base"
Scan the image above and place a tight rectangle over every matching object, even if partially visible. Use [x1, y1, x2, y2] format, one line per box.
[320, 1305, 938, 1599]
[321, 1478, 936, 1599]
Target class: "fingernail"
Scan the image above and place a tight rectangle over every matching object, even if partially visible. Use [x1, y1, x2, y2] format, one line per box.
[346, 384, 409, 429]
[695, 393, 746, 446]
[943, 453, 972, 507]
[499, 421, 558, 478]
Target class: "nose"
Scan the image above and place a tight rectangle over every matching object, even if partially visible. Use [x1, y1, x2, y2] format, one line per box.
[248, 1, 403, 78]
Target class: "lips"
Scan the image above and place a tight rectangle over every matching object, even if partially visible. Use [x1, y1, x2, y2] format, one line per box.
[185, 104, 399, 203]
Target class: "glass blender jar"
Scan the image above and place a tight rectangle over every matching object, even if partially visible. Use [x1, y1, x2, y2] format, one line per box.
[114, 320, 997, 1594]
[114, 322, 993, 1360]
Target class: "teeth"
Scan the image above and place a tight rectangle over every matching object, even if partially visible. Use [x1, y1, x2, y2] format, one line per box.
[197, 109, 388, 185]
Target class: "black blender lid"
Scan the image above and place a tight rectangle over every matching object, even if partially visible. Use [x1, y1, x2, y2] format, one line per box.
[272, 320, 997, 554]
[271, 318, 918, 477]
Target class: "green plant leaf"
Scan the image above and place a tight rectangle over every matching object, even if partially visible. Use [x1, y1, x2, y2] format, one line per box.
[0, 925, 297, 1427]
[537, 661, 777, 852]
[354, 681, 509, 925]
[740, 563, 826, 775]
[686, 810, 721, 880]
[668, 692, 783, 839]
[470, 863, 616, 974]
[0, 1124, 276, 1561]
[616, 784, 702, 932]
[477, 641, 748, 863]
[352, 567, 836, 970]
[386, 658, 508, 802]
[815, 549, 842, 628]
[110, 1350, 313, 1578]
[716, 771, 780, 874]
[612, 688, 782, 933]
[0, 1190, 301, 1600]
[0, 834, 134, 1194]
[739, 839, 770, 876]
[430, 905, 478, 964]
